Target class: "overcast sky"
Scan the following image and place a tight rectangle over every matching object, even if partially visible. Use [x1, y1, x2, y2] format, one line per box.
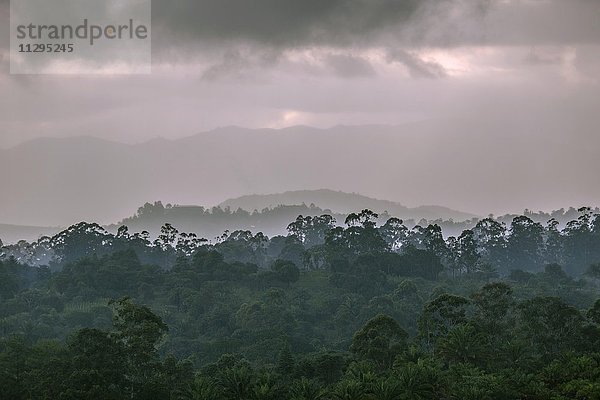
[1, 0, 600, 217]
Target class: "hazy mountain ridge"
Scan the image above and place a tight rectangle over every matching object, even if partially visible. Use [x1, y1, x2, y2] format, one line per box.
[1, 123, 598, 229]
[219, 189, 476, 221]
[0, 123, 477, 226]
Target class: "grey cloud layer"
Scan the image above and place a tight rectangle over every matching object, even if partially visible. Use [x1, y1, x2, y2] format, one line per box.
[151, 0, 422, 49]
[3, 0, 599, 72]
[2, 0, 600, 54]
[150, 0, 600, 51]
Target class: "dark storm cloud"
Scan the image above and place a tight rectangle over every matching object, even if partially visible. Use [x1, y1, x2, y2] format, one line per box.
[151, 0, 422, 49]
[4, 0, 599, 60]
[149, 0, 600, 52]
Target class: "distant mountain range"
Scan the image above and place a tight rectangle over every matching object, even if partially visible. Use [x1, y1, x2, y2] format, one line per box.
[0, 122, 526, 227]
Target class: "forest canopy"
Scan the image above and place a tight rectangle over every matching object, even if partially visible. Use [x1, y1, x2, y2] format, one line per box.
[1, 208, 600, 399]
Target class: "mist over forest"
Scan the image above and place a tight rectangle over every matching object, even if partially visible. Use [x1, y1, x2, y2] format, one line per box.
[2, 205, 600, 398]
[2, 188, 597, 245]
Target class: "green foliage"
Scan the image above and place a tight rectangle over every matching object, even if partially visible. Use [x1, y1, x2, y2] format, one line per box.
[518, 297, 587, 357]
[277, 343, 295, 375]
[392, 361, 443, 400]
[2, 210, 600, 398]
[418, 294, 471, 349]
[350, 314, 408, 370]
[288, 377, 326, 400]
[270, 259, 301, 285]
[436, 324, 488, 366]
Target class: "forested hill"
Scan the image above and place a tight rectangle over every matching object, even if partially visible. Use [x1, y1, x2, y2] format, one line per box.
[113, 202, 345, 241]
[111, 198, 476, 242]
[219, 189, 476, 221]
[111, 199, 598, 244]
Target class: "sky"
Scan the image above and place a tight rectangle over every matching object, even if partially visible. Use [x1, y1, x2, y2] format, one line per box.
[1, 0, 600, 218]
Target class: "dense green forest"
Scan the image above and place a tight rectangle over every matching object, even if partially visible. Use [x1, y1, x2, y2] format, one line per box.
[2, 208, 600, 399]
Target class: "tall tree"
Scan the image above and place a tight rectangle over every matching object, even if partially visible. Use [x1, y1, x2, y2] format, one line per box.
[351, 314, 408, 370]
[506, 216, 544, 272]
